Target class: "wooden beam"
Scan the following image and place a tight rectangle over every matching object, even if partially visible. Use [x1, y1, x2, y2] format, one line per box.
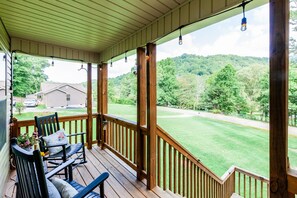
[146, 43, 156, 189]
[101, 63, 108, 150]
[136, 47, 147, 180]
[97, 64, 102, 146]
[87, 63, 93, 150]
[269, 0, 289, 197]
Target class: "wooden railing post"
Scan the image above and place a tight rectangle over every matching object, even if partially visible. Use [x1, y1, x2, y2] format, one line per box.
[10, 117, 19, 138]
[97, 63, 102, 146]
[136, 47, 146, 180]
[87, 63, 93, 149]
[146, 43, 157, 189]
[269, 0, 289, 197]
[100, 63, 108, 150]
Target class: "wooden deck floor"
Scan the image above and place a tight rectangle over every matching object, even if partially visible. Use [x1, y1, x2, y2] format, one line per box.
[4, 145, 180, 198]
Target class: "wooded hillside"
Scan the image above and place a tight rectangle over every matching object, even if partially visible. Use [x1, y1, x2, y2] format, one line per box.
[108, 54, 272, 116]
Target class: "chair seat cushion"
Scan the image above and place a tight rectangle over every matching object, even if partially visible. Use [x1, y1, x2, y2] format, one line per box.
[49, 143, 83, 158]
[67, 180, 100, 198]
[51, 177, 78, 198]
[43, 129, 69, 155]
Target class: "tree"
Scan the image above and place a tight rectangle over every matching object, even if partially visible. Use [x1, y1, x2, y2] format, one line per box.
[237, 64, 268, 115]
[13, 54, 49, 97]
[256, 73, 269, 121]
[15, 102, 25, 115]
[289, 63, 297, 125]
[290, 0, 297, 56]
[157, 58, 179, 106]
[202, 64, 247, 114]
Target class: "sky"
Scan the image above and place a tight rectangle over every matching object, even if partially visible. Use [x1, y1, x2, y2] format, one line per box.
[1, 4, 270, 82]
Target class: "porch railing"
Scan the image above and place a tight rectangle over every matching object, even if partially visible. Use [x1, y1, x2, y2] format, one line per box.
[11, 113, 271, 197]
[11, 113, 98, 145]
[101, 114, 270, 198]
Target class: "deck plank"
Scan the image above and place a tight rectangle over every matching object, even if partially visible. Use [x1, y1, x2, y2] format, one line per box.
[84, 152, 120, 198]
[87, 149, 146, 198]
[92, 146, 160, 198]
[3, 146, 181, 198]
[85, 149, 133, 198]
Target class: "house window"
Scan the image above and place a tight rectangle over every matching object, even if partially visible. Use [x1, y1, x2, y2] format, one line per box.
[66, 94, 70, 101]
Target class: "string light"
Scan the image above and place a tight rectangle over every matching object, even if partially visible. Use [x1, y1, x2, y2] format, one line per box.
[3, 54, 6, 61]
[14, 53, 18, 63]
[81, 60, 83, 68]
[241, 1, 248, 31]
[110, 57, 113, 67]
[125, 51, 128, 63]
[179, 28, 183, 45]
[51, 56, 54, 66]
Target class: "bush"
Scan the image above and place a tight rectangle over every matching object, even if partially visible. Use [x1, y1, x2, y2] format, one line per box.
[15, 102, 25, 115]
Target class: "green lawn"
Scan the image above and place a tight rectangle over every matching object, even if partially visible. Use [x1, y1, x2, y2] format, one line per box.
[109, 104, 297, 178]
[14, 104, 297, 178]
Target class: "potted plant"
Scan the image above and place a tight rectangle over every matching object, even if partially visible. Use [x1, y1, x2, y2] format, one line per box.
[16, 132, 38, 151]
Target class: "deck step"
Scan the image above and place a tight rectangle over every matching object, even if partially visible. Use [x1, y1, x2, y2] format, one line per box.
[231, 193, 244, 198]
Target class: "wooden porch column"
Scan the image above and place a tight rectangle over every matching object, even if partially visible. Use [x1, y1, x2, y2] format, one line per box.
[97, 63, 102, 146]
[100, 63, 108, 150]
[136, 47, 146, 180]
[146, 43, 156, 189]
[87, 63, 93, 149]
[269, 0, 289, 197]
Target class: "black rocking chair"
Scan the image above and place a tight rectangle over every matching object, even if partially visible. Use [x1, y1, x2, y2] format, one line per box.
[34, 112, 86, 176]
[11, 138, 109, 198]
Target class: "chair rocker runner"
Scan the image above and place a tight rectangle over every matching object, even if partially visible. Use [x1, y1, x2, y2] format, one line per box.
[34, 112, 87, 175]
[11, 138, 109, 198]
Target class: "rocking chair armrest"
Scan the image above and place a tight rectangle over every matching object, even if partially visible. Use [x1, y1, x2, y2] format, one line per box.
[45, 159, 75, 179]
[73, 172, 109, 198]
[66, 132, 86, 137]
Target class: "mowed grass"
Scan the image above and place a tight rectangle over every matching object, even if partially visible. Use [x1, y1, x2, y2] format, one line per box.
[109, 104, 297, 178]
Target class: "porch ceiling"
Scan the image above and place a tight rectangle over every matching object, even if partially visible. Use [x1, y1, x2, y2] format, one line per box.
[0, 0, 187, 53]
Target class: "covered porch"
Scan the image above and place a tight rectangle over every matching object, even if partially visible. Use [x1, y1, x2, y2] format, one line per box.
[0, 0, 296, 197]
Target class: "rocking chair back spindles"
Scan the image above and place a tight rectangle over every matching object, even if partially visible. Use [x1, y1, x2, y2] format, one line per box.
[35, 112, 60, 137]
[34, 112, 87, 178]
[11, 138, 48, 198]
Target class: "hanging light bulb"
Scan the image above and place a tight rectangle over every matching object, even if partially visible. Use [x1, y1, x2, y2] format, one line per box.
[110, 57, 113, 67]
[179, 28, 183, 45]
[125, 51, 128, 63]
[81, 60, 83, 68]
[51, 56, 54, 66]
[3, 54, 6, 61]
[241, 2, 247, 31]
[14, 53, 18, 63]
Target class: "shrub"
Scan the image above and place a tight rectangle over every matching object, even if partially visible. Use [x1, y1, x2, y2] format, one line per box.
[15, 102, 25, 115]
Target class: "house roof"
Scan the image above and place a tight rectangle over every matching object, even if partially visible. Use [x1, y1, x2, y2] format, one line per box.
[40, 82, 86, 95]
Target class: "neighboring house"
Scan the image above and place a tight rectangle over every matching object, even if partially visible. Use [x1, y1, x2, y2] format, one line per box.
[37, 82, 87, 108]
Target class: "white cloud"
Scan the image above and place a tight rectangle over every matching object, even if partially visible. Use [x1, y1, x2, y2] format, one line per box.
[157, 4, 269, 59]
[44, 59, 89, 83]
[108, 55, 136, 78]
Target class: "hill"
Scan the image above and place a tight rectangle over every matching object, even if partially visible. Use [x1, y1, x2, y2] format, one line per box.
[172, 54, 268, 76]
